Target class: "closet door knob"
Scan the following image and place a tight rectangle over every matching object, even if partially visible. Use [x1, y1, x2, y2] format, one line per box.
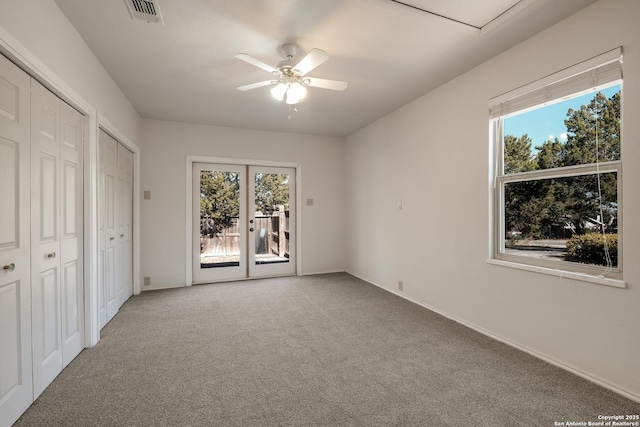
[3, 263, 15, 272]
[47, 252, 56, 259]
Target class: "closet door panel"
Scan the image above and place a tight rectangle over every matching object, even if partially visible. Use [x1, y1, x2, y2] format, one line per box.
[99, 130, 118, 323]
[0, 54, 32, 427]
[30, 81, 84, 396]
[62, 262, 79, 338]
[60, 103, 83, 367]
[0, 140, 18, 246]
[30, 81, 62, 398]
[117, 144, 133, 305]
[33, 266, 60, 394]
[98, 135, 107, 328]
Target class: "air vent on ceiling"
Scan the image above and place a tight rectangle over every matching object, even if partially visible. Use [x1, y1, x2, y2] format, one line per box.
[125, 0, 164, 24]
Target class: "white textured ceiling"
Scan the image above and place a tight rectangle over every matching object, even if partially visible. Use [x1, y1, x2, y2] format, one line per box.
[53, 0, 597, 136]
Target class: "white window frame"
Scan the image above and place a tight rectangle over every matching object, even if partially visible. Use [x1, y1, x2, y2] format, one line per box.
[488, 48, 625, 288]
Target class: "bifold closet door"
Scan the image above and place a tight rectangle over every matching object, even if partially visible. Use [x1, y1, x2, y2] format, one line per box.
[116, 143, 133, 306]
[30, 80, 84, 398]
[99, 130, 117, 327]
[0, 53, 33, 427]
[98, 130, 133, 329]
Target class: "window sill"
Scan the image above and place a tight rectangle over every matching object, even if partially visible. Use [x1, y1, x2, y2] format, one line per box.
[486, 258, 626, 289]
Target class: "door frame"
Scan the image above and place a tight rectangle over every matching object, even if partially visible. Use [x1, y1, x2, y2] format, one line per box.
[186, 155, 302, 286]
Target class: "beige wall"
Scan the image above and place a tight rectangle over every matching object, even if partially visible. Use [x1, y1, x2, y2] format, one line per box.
[140, 119, 345, 289]
[345, 0, 640, 400]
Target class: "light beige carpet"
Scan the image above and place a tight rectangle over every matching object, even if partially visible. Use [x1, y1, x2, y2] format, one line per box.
[15, 273, 640, 426]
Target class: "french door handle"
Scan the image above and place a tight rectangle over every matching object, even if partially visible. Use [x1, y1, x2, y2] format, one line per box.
[3, 263, 15, 272]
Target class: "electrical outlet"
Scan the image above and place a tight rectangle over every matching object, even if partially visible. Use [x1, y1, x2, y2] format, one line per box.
[398, 280, 403, 291]
[144, 276, 151, 286]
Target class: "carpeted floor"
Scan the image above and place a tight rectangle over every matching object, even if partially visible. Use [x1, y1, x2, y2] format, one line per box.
[15, 273, 640, 426]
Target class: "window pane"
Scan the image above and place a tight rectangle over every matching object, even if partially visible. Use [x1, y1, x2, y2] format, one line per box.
[503, 85, 620, 174]
[503, 172, 617, 267]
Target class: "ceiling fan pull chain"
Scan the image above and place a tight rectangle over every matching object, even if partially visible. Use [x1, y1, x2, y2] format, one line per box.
[287, 104, 300, 119]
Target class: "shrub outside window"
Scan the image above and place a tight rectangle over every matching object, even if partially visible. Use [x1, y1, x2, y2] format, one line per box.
[490, 50, 622, 280]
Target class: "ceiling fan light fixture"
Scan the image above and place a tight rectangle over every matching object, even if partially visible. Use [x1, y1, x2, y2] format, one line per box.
[285, 82, 307, 105]
[285, 88, 299, 105]
[292, 82, 307, 99]
[271, 83, 287, 101]
[236, 44, 347, 112]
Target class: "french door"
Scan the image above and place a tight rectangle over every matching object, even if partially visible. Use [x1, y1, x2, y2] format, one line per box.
[192, 163, 296, 283]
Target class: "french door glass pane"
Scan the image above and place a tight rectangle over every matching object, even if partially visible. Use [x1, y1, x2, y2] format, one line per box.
[253, 172, 290, 265]
[199, 170, 241, 268]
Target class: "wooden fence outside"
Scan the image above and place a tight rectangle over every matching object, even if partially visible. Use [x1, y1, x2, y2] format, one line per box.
[200, 218, 240, 256]
[200, 208, 289, 258]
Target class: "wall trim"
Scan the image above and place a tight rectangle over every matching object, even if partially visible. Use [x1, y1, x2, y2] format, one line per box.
[345, 269, 640, 405]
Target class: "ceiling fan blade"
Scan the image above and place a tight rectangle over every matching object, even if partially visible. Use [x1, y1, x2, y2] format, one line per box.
[294, 48, 329, 76]
[305, 77, 348, 91]
[235, 53, 278, 74]
[237, 80, 276, 91]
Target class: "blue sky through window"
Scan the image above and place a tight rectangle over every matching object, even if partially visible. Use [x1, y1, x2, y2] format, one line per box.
[504, 84, 620, 150]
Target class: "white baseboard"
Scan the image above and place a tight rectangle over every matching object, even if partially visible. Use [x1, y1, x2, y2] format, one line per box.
[345, 269, 640, 404]
[143, 270, 348, 291]
[300, 269, 346, 276]
[142, 283, 187, 291]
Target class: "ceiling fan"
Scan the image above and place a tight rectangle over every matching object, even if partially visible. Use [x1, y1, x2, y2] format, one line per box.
[235, 44, 348, 106]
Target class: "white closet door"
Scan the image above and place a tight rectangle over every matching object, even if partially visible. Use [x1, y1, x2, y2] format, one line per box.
[0, 54, 33, 427]
[30, 81, 63, 398]
[98, 130, 120, 326]
[116, 143, 133, 306]
[30, 80, 84, 398]
[98, 131, 107, 328]
[59, 101, 84, 367]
